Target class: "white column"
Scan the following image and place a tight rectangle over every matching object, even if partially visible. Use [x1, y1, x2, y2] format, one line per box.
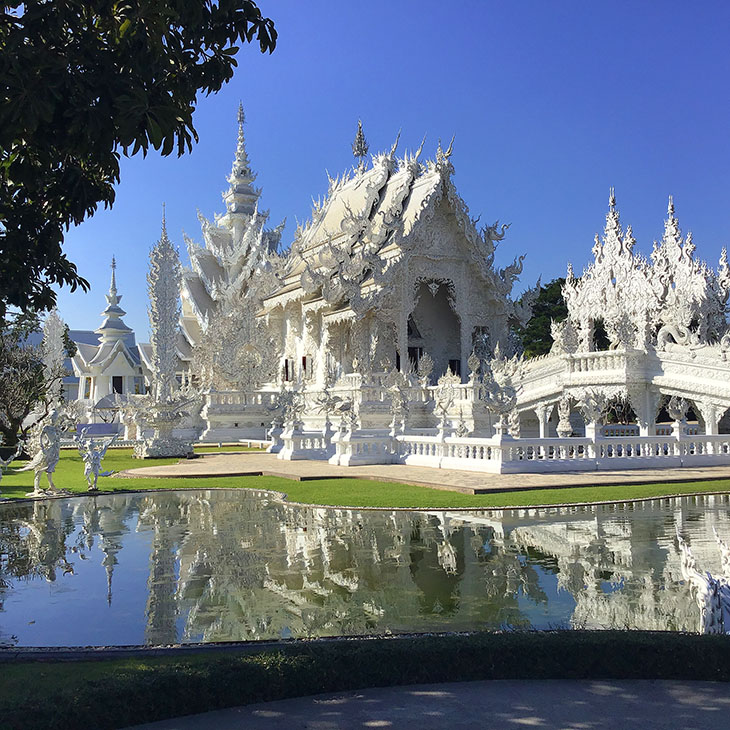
[459, 315, 471, 384]
[397, 312, 408, 374]
[535, 403, 554, 438]
[697, 401, 719, 436]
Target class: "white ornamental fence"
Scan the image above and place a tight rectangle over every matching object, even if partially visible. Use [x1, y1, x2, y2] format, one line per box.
[325, 430, 730, 474]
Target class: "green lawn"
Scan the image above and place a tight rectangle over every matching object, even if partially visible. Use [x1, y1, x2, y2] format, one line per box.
[1, 448, 729, 508]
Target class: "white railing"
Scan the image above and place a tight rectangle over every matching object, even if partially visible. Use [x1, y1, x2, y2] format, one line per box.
[206, 391, 278, 408]
[565, 351, 627, 374]
[325, 429, 730, 473]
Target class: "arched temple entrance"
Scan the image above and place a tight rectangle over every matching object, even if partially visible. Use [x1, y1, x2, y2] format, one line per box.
[406, 282, 462, 378]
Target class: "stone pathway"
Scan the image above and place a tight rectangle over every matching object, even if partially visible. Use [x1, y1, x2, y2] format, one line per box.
[118, 451, 730, 495]
[126, 679, 730, 729]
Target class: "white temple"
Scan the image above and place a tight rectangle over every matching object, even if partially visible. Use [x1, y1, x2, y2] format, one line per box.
[69, 258, 151, 430]
[66, 105, 730, 471]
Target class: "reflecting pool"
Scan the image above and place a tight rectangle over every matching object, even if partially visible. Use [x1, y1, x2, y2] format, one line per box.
[1, 490, 729, 646]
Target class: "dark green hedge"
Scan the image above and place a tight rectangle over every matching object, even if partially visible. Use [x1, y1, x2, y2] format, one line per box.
[2, 631, 730, 729]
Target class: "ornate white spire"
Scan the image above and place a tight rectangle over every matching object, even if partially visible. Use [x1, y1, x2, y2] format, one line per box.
[435, 136, 455, 173]
[96, 255, 132, 343]
[148, 214, 182, 402]
[110, 255, 118, 295]
[221, 102, 259, 220]
[352, 119, 369, 171]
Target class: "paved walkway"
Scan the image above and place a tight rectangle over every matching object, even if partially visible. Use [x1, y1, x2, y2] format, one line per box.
[118, 451, 730, 495]
[126, 679, 730, 729]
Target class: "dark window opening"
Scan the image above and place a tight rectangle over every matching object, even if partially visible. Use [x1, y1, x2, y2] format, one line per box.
[408, 346, 423, 370]
[112, 376, 123, 394]
[448, 359, 461, 377]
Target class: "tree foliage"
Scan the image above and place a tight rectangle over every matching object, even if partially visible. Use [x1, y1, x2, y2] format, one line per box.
[517, 278, 568, 358]
[0, 0, 276, 319]
[0, 312, 74, 447]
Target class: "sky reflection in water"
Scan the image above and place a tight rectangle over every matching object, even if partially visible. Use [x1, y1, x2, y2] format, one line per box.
[0, 490, 729, 646]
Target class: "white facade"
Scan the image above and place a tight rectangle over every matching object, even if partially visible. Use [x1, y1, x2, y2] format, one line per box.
[171, 110, 730, 473]
[70, 259, 150, 430]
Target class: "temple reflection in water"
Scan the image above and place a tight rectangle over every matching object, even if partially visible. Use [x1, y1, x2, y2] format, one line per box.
[0, 491, 729, 646]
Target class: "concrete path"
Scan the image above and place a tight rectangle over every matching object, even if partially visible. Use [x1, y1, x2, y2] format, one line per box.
[118, 451, 730, 495]
[126, 679, 730, 729]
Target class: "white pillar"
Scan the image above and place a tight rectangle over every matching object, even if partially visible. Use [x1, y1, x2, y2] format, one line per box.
[397, 312, 408, 374]
[459, 316, 471, 384]
[697, 401, 719, 436]
[535, 403, 554, 438]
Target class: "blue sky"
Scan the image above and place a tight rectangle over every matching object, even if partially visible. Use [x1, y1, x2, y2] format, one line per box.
[57, 0, 730, 339]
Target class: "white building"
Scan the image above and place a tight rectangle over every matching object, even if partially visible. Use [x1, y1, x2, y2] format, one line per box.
[70, 258, 150, 428]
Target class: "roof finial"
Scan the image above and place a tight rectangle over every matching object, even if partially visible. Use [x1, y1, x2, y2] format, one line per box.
[389, 129, 401, 157]
[110, 255, 117, 294]
[436, 136, 455, 167]
[161, 202, 167, 236]
[414, 134, 426, 160]
[231, 101, 251, 178]
[609, 187, 616, 211]
[352, 119, 369, 169]
[668, 194, 675, 217]
[445, 134, 455, 158]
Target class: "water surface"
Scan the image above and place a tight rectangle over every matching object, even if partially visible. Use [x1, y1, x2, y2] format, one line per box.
[0, 489, 728, 646]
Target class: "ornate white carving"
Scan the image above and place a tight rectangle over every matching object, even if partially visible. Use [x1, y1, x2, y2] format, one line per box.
[74, 428, 118, 490]
[562, 192, 730, 353]
[136, 218, 195, 459]
[17, 409, 75, 495]
[577, 389, 606, 425]
[556, 395, 573, 438]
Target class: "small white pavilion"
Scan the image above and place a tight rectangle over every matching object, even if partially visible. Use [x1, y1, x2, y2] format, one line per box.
[71, 258, 149, 413]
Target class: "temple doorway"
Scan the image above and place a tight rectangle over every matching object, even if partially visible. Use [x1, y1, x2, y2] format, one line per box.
[408, 282, 461, 378]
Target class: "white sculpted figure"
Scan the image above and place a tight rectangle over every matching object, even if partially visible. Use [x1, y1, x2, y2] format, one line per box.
[556, 395, 573, 438]
[75, 428, 118, 491]
[17, 409, 73, 496]
[677, 529, 730, 634]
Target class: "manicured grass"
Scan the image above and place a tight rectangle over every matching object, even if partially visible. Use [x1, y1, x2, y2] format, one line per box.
[2, 631, 730, 730]
[282, 477, 730, 508]
[1, 449, 730, 508]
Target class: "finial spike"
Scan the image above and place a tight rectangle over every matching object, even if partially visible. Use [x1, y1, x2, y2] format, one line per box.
[110, 255, 117, 293]
[389, 129, 401, 156]
[445, 134, 455, 158]
[237, 101, 245, 126]
[668, 194, 675, 217]
[436, 136, 455, 166]
[609, 187, 616, 211]
[352, 119, 369, 163]
[415, 134, 426, 159]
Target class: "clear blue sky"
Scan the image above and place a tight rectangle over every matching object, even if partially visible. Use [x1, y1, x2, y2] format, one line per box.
[58, 0, 730, 340]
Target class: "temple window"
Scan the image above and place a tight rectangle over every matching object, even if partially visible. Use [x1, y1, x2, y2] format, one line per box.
[449, 359, 462, 377]
[284, 358, 296, 381]
[302, 355, 313, 379]
[112, 376, 123, 394]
